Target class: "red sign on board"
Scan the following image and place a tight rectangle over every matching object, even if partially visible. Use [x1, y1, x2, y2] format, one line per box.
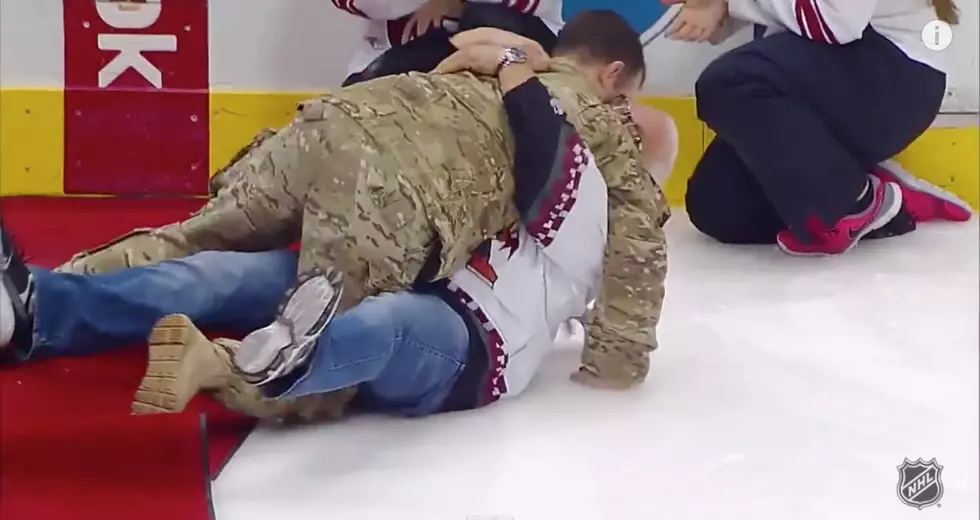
[63, 0, 209, 195]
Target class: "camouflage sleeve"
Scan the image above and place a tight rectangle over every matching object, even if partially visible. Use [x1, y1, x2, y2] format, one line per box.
[581, 110, 670, 386]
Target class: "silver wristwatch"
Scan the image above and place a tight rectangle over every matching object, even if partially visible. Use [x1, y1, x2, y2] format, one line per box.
[496, 46, 528, 74]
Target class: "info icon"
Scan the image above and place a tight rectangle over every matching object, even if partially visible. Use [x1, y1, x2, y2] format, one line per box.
[922, 20, 953, 51]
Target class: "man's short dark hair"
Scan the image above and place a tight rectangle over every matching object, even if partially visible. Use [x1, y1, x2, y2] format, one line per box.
[553, 10, 646, 86]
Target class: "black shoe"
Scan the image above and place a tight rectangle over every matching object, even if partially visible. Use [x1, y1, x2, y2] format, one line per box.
[0, 223, 36, 353]
[865, 203, 917, 240]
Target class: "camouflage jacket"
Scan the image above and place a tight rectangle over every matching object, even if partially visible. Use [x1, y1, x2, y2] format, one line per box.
[327, 58, 669, 386]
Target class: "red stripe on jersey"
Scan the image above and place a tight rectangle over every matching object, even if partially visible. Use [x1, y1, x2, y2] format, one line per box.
[386, 16, 412, 46]
[332, 0, 367, 18]
[811, 1, 840, 44]
[795, 0, 824, 42]
[509, 0, 531, 14]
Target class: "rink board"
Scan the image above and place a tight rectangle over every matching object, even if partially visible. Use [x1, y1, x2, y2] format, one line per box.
[0, 0, 976, 206]
[2, 88, 977, 208]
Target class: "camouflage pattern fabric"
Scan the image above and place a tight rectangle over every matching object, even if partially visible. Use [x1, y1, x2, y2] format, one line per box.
[60, 57, 669, 389]
[307, 75, 520, 281]
[537, 59, 671, 387]
[55, 227, 194, 274]
[208, 128, 277, 197]
[321, 59, 669, 387]
[55, 124, 315, 274]
[292, 98, 436, 310]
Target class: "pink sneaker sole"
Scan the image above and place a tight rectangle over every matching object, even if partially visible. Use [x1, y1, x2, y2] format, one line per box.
[874, 159, 973, 223]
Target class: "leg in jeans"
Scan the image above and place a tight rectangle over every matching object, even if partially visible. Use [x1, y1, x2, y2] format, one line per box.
[16, 250, 297, 361]
[263, 291, 470, 417]
[694, 29, 946, 253]
[228, 102, 437, 383]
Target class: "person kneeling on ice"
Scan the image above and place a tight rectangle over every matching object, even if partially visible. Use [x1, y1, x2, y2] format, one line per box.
[0, 67, 678, 419]
[661, 0, 972, 256]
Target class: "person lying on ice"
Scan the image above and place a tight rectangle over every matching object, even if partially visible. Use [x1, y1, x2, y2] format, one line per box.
[662, 0, 972, 256]
[0, 71, 677, 420]
[53, 11, 670, 391]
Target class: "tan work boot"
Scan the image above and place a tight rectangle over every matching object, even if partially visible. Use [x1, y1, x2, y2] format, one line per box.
[132, 314, 235, 415]
[56, 228, 194, 275]
[132, 314, 357, 422]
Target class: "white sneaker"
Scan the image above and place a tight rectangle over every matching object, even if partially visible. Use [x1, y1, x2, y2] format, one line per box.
[1, 223, 34, 351]
[233, 268, 344, 386]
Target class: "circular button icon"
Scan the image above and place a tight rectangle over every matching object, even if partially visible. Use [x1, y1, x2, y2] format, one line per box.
[921, 20, 953, 51]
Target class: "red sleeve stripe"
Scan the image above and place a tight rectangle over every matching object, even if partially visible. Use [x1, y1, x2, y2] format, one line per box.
[332, 0, 367, 18]
[794, 0, 838, 44]
[507, 0, 540, 14]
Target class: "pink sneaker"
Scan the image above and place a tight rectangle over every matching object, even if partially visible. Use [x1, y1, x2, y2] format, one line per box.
[872, 159, 973, 222]
[777, 175, 903, 256]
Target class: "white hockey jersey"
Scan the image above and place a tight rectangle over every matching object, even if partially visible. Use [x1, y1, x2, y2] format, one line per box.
[332, 0, 565, 76]
[442, 138, 607, 400]
[723, 0, 946, 73]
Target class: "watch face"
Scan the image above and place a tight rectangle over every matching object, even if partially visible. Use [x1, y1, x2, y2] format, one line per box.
[508, 47, 528, 62]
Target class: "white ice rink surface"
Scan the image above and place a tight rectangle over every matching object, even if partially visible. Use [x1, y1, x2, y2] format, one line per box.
[213, 212, 979, 520]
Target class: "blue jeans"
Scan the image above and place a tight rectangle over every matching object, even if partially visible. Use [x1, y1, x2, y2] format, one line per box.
[268, 291, 470, 416]
[24, 250, 297, 360]
[23, 250, 468, 415]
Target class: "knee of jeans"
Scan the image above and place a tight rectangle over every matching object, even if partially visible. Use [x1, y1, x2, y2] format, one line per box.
[325, 296, 398, 356]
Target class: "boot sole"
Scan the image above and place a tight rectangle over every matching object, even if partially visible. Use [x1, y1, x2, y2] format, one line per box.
[132, 314, 214, 415]
[878, 159, 973, 221]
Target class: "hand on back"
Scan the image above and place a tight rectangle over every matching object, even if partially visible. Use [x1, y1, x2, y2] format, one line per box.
[434, 28, 550, 76]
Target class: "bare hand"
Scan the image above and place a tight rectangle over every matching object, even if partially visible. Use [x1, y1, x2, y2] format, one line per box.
[435, 43, 551, 76]
[450, 28, 551, 70]
[451, 27, 538, 49]
[403, 0, 464, 44]
[664, 0, 729, 42]
[434, 45, 507, 75]
[569, 367, 638, 390]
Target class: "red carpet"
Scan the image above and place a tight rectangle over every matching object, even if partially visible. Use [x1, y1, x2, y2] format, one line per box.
[0, 197, 257, 520]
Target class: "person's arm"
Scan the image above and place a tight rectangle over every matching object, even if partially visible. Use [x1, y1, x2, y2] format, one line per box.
[727, 0, 876, 44]
[575, 106, 670, 388]
[331, 0, 422, 20]
[499, 64, 607, 275]
[707, 16, 751, 44]
[466, 0, 546, 15]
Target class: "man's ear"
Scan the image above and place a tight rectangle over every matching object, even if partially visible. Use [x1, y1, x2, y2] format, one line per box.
[596, 60, 627, 97]
[603, 61, 626, 83]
